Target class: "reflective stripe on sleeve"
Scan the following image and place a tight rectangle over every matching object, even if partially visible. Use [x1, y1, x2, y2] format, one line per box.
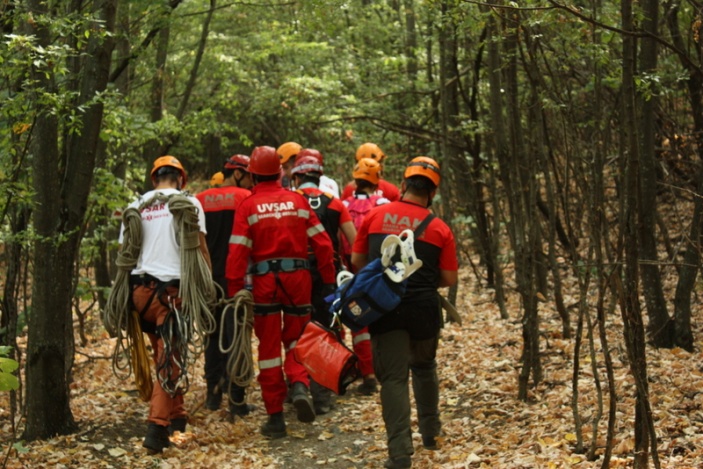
[307, 223, 326, 237]
[247, 214, 259, 225]
[258, 357, 282, 370]
[297, 209, 310, 219]
[287, 340, 297, 351]
[353, 332, 371, 345]
[229, 235, 252, 248]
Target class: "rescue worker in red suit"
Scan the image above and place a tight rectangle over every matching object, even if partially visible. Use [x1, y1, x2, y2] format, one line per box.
[290, 150, 357, 414]
[351, 157, 458, 469]
[226, 146, 336, 439]
[341, 142, 400, 201]
[196, 154, 254, 419]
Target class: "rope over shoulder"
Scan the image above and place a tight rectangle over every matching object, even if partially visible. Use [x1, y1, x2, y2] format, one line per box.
[103, 191, 217, 396]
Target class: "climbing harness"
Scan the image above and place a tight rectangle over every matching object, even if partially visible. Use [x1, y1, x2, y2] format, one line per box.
[103, 192, 216, 398]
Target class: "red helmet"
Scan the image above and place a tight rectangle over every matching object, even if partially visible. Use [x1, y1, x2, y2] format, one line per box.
[404, 156, 440, 186]
[151, 155, 188, 188]
[277, 142, 302, 164]
[224, 154, 250, 170]
[295, 148, 324, 165]
[292, 156, 323, 176]
[248, 146, 281, 176]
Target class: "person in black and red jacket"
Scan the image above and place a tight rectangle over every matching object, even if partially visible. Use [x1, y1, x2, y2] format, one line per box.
[290, 150, 357, 414]
[351, 157, 458, 469]
[196, 155, 254, 420]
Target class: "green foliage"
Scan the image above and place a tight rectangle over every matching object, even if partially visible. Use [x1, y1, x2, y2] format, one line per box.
[0, 346, 20, 392]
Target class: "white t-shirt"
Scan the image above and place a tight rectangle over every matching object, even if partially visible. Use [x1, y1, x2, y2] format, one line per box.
[319, 175, 340, 198]
[120, 188, 207, 282]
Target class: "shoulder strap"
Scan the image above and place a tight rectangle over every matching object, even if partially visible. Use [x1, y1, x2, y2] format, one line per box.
[413, 213, 435, 238]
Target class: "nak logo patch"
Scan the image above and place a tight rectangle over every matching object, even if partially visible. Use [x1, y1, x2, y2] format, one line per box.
[382, 213, 423, 233]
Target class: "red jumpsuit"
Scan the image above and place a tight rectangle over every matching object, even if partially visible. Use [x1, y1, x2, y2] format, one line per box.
[226, 180, 335, 415]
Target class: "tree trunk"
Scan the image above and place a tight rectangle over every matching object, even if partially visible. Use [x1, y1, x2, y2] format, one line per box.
[23, 0, 117, 441]
[638, 0, 673, 348]
[620, 0, 660, 465]
[664, 0, 703, 352]
[485, 5, 509, 320]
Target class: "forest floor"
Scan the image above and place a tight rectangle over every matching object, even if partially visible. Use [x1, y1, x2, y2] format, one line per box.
[2, 267, 703, 468]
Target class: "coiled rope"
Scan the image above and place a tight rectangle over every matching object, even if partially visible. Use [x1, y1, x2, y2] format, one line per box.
[103, 192, 216, 399]
[218, 287, 255, 404]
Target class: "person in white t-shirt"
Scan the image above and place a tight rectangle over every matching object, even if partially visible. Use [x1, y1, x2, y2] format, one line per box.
[122, 156, 210, 453]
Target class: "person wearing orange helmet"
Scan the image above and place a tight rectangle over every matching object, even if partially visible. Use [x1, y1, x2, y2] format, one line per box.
[226, 146, 336, 439]
[196, 154, 254, 420]
[339, 156, 392, 395]
[351, 157, 458, 469]
[120, 156, 211, 453]
[291, 150, 356, 414]
[341, 142, 400, 201]
[277, 141, 302, 189]
[209, 171, 225, 187]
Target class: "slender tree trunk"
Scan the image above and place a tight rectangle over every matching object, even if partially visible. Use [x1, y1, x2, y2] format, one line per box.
[638, 0, 673, 348]
[620, 0, 660, 466]
[664, 0, 703, 352]
[485, 5, 510, 320]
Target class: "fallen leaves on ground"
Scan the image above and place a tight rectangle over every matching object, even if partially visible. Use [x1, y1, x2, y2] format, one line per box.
[2, 269, 703, 468]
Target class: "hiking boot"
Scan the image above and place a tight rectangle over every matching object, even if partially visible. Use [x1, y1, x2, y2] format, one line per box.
[290, 382, 316, 423]
[167, 417, 187, 435]
[143, 423, 170, 453]
[422, 435, 438, 450]
[356, 376, 378, 395]
[384, 456, 412, 468]
[311, 379, 335, 415]
[229, 403, 256, 418]
[260, 412, 287, 439]
[206, 382, 222, 411]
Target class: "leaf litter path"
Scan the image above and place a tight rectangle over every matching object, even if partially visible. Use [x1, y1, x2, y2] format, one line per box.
[2, 273, 703, 468]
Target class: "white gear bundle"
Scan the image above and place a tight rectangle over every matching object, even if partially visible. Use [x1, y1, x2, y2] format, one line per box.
[338, 229, 424, 289]
[379, 229, 424, 283]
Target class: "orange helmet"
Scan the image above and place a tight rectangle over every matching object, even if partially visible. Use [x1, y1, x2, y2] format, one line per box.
[224, 154, 250, 170]
[355, 142, 385, 162]
[292, 155, 323, 176]
[352, 157, 381, 184]
[295, 148, 324, 165]
[210, 172, 224, 186]
[404, 156, 440, 186]
[277, 142, 302, 164]
[151, 155, 188, 188]
[248, 146, 281, 176]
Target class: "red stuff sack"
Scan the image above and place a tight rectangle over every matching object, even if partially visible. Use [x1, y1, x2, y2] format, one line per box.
[293, 320, 360, 395]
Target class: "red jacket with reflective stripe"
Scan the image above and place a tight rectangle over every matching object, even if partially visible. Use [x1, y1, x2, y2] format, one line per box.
[341, 178, 400, 201]
[226, 180, 335, 293]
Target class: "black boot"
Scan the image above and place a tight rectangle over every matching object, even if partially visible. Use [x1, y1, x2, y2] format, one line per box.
[260, 412, 287, 439]
[143, 423, 170, 453]
[206, 381, 222, 411]
[310, 379, 335, 415]
[290, 382, 316, 423]
[167, 417, 187, 435]
[227, 384, 255, 418]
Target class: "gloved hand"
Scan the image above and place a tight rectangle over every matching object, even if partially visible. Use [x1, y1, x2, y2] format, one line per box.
[322, 283, 337, 298]
[322, 283, 337, 301]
